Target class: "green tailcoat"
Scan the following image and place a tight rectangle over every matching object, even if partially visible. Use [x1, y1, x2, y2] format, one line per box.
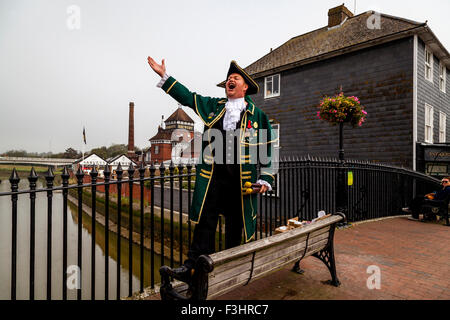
[161, 76, 277, 242]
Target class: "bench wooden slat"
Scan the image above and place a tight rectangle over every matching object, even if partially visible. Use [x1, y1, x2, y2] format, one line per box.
[210, 226, 330, 277]
[208, 229, 330, 287]
[158, 214, 344, 300]
[209, 215, 342, 265]
[207, 238, 329, 299]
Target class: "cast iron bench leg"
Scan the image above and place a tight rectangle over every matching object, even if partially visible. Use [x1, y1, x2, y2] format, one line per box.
[312, 244, 341, 287]
[313, 224, 341, 287]
[159, 255, 214, 301]
[159, 266, 189, 300]
[292, 261, 305, 275]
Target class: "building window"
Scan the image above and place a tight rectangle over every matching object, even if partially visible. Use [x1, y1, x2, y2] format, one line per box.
[439, 61, 447, 93]
[425, 104, 434, 143]
[425, 47, 433, 82]
[154, 145, 159, 154]
[439, 112, 446, 143]
[271, 123, 280, 148]
[264, 74, 280, 99]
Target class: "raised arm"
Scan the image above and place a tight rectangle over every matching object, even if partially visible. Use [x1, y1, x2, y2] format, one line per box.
[147, 56, 222, 125]
[147, 56, 166, 78]
[147, 56, 197, 108]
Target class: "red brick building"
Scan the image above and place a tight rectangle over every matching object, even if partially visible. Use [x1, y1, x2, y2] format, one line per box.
[146, 106, 200, 164]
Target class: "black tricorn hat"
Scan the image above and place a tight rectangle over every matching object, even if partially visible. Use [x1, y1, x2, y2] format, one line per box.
[225, 60, 259, 95]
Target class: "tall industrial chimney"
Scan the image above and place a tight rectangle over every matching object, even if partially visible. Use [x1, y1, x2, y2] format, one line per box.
[128, 102, 135, 157]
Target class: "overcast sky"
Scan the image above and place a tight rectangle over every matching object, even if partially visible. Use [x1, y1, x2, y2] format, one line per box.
[1, 0, 449, 154]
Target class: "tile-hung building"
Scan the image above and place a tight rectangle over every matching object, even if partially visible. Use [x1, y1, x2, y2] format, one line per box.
[235, 5, 450, 176]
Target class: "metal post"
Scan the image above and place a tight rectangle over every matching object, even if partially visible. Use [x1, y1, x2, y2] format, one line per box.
[104, 165, 111, 300]
[138, 162, 146, 293]
[28, 168, 38, 300]
[90, 166, 98, 300]
[76, 166, 84, 300]
[149, 162, 156, 288]
[45, 167, 55, 300]
[169, 161, 175, 269]
[336, 122, 348, 217]
[9, 168, 19, 301]
[186, 163, 192, 249]
[159, 162, 165, 268]
[116, 163, 123, 300]
[177, 164, 183, 266]
[127, 163, 135, 298]
[61, 166, 70, 300]
[339, 122, 344, 161]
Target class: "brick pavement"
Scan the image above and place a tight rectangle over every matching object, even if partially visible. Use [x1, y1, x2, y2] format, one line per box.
[216, 216, 450, 300]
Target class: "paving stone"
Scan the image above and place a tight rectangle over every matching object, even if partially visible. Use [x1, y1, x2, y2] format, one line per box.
[216, 217, 450, 300]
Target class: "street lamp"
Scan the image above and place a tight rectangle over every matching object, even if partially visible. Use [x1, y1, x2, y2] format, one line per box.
[317, 89, 367, 218]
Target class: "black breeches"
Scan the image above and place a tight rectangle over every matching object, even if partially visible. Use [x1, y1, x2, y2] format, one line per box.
[184, 167, 243, 269]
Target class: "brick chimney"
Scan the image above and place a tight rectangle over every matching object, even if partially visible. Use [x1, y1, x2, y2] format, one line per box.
[328, 4, 353, 28]
[128, 102, 135, 157]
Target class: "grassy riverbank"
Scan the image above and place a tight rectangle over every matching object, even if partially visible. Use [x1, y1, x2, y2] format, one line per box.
[0, 165, 66, 189]
[0, 164, 63, 179]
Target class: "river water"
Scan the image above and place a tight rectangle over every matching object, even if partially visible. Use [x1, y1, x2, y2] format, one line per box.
[0, 178, 168, 300]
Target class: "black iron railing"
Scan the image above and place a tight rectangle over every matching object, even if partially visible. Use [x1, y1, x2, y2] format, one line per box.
[257, 157, 439, 233]
[0, 157, 439, 300]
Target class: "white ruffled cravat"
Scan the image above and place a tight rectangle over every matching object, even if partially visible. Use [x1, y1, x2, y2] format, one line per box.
[223, 98, 272, 191]
[223, 98, 246, 131]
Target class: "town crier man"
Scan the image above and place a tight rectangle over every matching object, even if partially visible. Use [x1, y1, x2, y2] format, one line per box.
[147, 56, 277, 283]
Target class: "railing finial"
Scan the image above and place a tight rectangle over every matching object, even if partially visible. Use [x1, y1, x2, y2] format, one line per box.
[62, 166, 70, 177]
[9, 168, 20, 183]
[46, 167, 54, 178]
[29, 167, 38, 179]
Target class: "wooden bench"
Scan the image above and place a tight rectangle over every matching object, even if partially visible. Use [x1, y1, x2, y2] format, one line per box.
[159, 213, 346, 300]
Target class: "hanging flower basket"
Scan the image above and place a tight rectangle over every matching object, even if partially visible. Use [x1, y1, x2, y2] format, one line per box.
[316, 92, 367, 128]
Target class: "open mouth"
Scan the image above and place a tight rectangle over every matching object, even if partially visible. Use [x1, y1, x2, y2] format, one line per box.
[228, 83, 236, 90]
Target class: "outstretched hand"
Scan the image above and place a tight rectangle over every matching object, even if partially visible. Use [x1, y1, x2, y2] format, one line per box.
[259, 184, 268, 194]
[147, 56, 166, 78]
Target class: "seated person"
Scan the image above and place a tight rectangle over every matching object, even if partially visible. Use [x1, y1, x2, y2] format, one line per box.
[403, 177, 450, 221]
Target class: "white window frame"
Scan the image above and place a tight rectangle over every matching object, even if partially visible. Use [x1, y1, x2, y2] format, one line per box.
[425, 47, 434, 83]
[425, 103, 434, 143]
[271, 123, 280, 148]
[439, 61, 447, 93]
[154, 145, 159, 154]
[439, 111, 446, 143]
[264, 74, 281, 99]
